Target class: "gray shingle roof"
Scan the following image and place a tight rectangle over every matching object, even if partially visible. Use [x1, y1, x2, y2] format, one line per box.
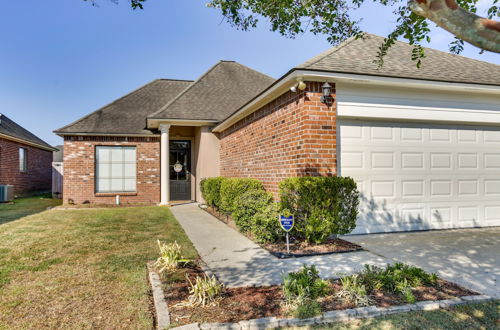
[149, 61, 275, 121]
[298, 33, 500, 86]
[0, 114, 54, 150]
[54, 79, 192, 135]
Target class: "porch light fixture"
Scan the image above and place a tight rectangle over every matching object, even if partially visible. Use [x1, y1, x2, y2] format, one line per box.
[320, 82, 333, 104]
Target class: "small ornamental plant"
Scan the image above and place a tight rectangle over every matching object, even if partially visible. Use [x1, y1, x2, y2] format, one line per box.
[187, 275, 224, 307]
[282, 265, 329, 315]
[154, 240, 190, 275]
[337, 274, 373, 307]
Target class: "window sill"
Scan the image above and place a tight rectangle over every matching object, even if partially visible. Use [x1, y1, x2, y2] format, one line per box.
[95, 192, 138, 197]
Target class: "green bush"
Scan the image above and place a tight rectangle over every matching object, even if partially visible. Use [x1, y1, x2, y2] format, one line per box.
[251, 202, 283, 243]
[361, 263, 437, 293]
[282, 265, 329, 304]
[340, 263, 438, 305]
[200, 177, 228, 209]
[279, 176, 359, 243]
[232, 189, 273, 233]
[219, 178, 264, 214]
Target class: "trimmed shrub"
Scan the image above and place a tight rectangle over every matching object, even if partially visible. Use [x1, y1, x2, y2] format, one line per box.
[232, 189, 273, 233]
[251, 202, 283, 243]
[219, 178, 264, 214]
[200, 177, 228, 209]
[279, 177, 359, 243]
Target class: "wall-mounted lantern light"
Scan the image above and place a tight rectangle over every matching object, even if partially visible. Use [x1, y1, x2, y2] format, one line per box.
[320, 82, 333, 104]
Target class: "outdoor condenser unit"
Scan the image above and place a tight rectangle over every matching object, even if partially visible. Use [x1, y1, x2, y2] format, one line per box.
[0, 185, 14, 202]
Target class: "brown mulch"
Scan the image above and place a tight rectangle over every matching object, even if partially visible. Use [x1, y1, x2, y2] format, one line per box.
[263, 238, 362, 256]
[202, 206, 362, 257]
[163, 263, 478, 327]
[164, 264, 284, 326]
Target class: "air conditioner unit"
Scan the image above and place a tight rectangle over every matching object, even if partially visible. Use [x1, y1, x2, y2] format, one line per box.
[0, 185, 14, 202]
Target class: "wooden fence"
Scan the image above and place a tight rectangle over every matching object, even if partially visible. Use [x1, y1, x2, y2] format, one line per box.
[52, 162, 63, 199]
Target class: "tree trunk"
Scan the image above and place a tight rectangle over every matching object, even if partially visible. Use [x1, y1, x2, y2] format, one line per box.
[409, 0, 500, 53]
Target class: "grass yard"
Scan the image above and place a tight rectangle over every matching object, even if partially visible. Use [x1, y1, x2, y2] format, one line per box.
[0, 201, 197, 329]
[0, 194, 61, 225]
[299, 301, 499, 329]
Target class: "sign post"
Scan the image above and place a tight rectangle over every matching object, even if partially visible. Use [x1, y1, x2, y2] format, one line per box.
[279, 214, 294, 254]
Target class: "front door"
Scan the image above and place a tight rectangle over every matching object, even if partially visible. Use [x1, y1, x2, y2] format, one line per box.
[169, 140, 191, 201]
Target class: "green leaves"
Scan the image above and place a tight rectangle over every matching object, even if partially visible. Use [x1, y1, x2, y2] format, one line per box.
[208, 0, 361, 46]
[206, 0, 499, 65]
[279, 176, 359, 243]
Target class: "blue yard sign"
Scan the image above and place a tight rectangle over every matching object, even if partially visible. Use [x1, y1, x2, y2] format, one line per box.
[279, 214, 294, 254]
[279, 214, 294, 232]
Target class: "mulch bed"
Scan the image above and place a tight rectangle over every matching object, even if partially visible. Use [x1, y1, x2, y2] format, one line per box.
[163, 262, 478, 327]
[263, 238, 363, 258]
[202, 206, 363, 257]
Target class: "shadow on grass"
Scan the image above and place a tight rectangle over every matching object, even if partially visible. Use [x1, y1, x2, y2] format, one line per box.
[0, 193, 62, 225]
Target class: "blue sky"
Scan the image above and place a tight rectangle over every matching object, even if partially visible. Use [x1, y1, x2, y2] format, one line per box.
[1, 0, 498, 146]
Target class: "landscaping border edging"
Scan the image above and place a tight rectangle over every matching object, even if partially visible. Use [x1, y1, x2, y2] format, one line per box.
[147, 262, 171, 330]
[169, 295, 494, 330]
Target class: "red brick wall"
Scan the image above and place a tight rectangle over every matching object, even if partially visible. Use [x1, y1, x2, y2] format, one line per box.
[0, 137, 52, 196]
[63, 136, 160, 205]
[219, 81, 337, 195]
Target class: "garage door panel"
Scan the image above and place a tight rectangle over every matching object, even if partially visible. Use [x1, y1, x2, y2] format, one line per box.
[340, 120, 500, 234]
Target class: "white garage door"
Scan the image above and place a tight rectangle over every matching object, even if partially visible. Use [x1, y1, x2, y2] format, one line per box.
[340, 120, 500, 234]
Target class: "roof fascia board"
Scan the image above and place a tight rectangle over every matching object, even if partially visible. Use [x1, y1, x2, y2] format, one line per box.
[297, 70, 500, 93]
[0, 133, 56, 151]
[213, 69, 500, 133]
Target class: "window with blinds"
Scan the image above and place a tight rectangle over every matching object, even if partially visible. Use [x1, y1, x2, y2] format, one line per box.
[95, 146, 136, 193]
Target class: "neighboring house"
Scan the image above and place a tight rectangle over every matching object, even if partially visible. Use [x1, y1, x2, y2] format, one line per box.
[55, 34, 500, 234]
[0, 114, 56, 196]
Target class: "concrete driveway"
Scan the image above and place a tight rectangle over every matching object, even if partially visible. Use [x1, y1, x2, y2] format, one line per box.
[345, 227, 500, 298]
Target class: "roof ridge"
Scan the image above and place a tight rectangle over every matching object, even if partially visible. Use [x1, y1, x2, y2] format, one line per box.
[148, 61, 229, 119]
[158, 78, 194, 82]
[54, 79, 165, 133]
[146, 61, 221, 118]
[148, 61, 275, 119]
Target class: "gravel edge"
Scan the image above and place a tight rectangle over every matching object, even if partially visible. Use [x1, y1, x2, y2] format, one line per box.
[168, 295, 494, 330]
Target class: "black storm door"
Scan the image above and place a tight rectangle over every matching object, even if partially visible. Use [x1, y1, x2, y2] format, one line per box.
[169, 140, 191, 201]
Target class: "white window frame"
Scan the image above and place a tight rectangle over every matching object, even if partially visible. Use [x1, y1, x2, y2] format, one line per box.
[95, 146, 136, 193]
[19, 148, 27, 172]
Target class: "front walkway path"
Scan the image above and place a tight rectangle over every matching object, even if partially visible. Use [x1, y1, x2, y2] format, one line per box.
[170, 203, 388, 288]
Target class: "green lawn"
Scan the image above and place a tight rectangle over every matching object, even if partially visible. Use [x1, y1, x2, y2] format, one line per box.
[0, 199, 197, 329]
[0, 194, 62, 225]
[298, 301, 499, 330]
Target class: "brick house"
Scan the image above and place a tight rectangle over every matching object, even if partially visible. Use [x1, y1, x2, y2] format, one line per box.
[0, 114, 56, 196]
[55, 34, 500, 234]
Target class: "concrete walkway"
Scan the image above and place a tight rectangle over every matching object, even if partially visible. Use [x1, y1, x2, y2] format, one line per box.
[346, 228, 500, 298]
[170, 203, 388, 288]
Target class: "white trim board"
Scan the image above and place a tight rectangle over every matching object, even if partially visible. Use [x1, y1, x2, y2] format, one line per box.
[337, 82, 500, 125]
